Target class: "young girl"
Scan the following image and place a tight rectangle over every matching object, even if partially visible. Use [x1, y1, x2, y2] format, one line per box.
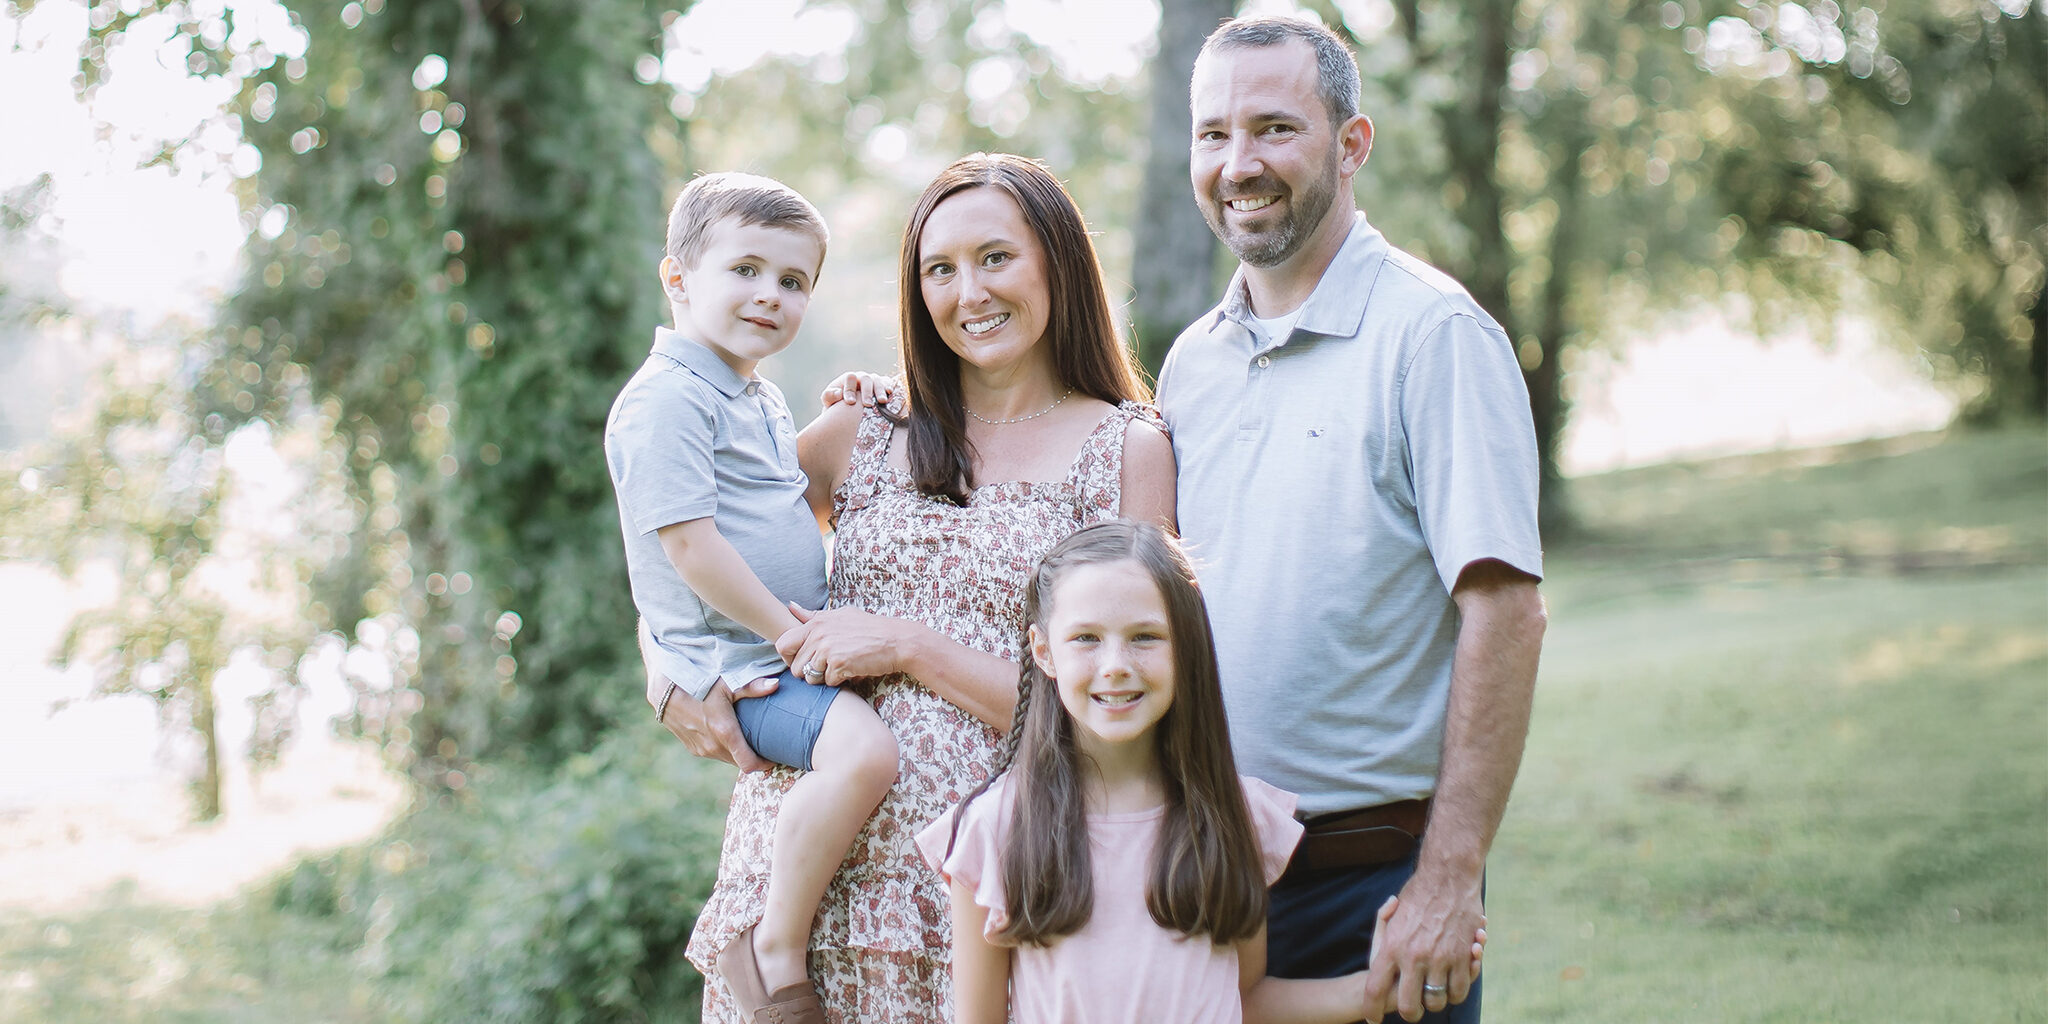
[915, 521, 1483, 1024]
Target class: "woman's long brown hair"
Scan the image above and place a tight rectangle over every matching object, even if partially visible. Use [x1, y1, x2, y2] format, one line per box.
[946, 521, 1269, 946]
[895, 153, 1148, 504]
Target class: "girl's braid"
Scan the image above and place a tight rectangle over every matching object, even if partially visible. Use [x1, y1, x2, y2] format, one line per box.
[944, 660, 1035, 863]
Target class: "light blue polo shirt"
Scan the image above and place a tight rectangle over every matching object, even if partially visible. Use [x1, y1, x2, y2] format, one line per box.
[604, 327, 828, 703]
[1157, 212, 1543, 816]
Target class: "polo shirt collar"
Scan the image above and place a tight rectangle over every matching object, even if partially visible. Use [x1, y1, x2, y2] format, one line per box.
[653, 326, 752, 398]
[1209, 212, 1390, 346]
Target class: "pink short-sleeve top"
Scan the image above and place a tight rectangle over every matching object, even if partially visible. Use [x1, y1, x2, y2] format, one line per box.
[917, 775, 1305, 1024]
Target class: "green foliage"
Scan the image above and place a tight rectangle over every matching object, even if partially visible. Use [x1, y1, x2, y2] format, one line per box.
[99, 0, 683, 776]
[341, 726, 730, 1024]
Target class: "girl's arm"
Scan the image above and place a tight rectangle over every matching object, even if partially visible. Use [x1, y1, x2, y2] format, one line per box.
[1240, 899, 1485, 1024]
[947, 878, 1011, 1024]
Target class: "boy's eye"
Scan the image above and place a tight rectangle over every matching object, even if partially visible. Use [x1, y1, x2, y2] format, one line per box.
[734, 264, 757, 277]
[780, 275, 803, 291]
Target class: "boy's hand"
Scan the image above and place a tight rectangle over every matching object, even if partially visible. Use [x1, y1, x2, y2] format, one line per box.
[820, 371, 898, 409]
[659, 677, 776, 772]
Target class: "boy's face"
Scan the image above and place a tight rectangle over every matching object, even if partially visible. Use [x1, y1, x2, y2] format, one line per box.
[663, 218, 824, 376]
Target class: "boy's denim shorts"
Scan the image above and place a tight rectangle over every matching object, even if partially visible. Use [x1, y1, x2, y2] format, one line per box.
[731, 668, 839, 771]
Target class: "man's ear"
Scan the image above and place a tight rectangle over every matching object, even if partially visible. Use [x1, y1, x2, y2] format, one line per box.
[1340, 113, 1374, 177]
[659, 255, 686, 303]
[1028, 624, 1056, 679]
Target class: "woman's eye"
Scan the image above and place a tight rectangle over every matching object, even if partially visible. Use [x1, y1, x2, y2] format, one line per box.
[925, 262, 953, 278]
[984, 251, 1009, 267]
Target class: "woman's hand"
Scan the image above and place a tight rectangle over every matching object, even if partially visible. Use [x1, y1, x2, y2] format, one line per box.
[820, 371, 900, 409]
[776, 604, 926, 686]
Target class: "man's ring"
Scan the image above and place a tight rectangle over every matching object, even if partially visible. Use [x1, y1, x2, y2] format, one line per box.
[1423, 983, 1448, 997]
[802, 662, 824, 681]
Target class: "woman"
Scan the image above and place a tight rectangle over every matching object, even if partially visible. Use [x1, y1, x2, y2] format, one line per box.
[678, 153, 1177, 1023]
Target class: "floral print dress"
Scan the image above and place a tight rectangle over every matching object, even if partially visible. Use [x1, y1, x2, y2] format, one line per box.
[686, 400, 1164, 1024]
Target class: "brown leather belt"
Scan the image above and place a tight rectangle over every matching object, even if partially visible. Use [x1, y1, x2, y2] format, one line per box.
[1283, 798, 1431, 880]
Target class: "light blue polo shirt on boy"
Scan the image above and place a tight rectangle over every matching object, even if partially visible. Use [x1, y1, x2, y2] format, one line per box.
[604, 326, 828, 705]
[1158, 212, 1543, 816]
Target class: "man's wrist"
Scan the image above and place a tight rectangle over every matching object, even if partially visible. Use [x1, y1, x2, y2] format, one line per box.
[654, 682, 679, 722]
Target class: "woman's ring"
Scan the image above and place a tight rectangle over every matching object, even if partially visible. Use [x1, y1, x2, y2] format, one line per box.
[802, 662, 825, 682]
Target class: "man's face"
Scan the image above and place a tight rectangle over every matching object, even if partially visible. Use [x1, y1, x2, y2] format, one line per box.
[1189, 40, 1345, 268]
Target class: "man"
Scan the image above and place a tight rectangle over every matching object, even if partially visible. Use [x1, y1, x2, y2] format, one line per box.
[1155, 16, 1547, 1024]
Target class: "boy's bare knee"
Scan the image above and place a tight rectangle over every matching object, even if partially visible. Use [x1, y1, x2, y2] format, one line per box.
[850, 721, 899, 795]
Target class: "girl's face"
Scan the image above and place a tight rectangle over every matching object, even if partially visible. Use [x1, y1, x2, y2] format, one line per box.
[915, 186, 1054, 376]
[1030, 560, 1177, 764]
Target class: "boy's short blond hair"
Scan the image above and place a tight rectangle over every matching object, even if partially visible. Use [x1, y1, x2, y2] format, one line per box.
[665, 172, 828, 272]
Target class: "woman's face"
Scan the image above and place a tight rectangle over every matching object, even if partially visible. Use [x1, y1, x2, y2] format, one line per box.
[916, 186, 1053, 376]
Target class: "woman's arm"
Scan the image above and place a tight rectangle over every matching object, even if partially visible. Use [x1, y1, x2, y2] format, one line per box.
[948, 878, 1012, 1024]
[776, 607, 1023, 729]
[797, 399, 866, 534]
[1118, 418, 1177, 531]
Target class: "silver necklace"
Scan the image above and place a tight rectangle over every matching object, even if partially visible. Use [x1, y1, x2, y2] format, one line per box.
[966, 389, 1072, 425]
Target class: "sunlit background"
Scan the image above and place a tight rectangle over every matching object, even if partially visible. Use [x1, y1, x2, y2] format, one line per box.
[0, 0, 2039, 1019]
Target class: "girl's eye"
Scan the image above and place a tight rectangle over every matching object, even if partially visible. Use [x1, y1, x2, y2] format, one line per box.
[1070, 632, 1099, 644]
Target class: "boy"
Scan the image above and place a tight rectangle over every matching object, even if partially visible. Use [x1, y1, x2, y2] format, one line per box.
[604, 172, 898, 1024]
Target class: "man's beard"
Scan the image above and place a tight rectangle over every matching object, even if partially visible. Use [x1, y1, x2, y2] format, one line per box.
[1204, 146, 1341, 269]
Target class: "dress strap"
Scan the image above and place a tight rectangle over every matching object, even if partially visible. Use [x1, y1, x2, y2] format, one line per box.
[1065, 400, 1168, 522]
[833, 399, 904, 523]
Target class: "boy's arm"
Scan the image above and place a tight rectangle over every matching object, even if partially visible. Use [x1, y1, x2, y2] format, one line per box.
[947, 878, 1011, 1024]
[657, 518, 804, 650]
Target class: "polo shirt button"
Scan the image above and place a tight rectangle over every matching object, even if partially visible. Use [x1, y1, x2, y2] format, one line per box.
[744, 381, 760, 396]
[1256, 355, 1271, 369]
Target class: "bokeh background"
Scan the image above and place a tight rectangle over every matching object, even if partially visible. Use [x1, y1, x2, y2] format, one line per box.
[0, 0, 2042, 1020]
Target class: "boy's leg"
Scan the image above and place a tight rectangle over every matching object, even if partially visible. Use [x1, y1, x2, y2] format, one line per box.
[745, 685, 898, 992]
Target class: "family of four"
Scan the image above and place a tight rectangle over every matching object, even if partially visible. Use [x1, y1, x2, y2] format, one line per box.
[603, 17, 1545, 1024]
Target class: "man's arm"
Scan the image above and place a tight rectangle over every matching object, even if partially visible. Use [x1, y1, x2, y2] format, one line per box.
[638, 618, 772, 772]
[1364, 558, 1544, 1022]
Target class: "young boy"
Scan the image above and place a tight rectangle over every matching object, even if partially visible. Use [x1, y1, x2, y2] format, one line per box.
[603, 172, 897, 1024]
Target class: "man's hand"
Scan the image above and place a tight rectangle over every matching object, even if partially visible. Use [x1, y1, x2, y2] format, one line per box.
[1361, 863, 1486, 1022]
[657, 677, 776, 772]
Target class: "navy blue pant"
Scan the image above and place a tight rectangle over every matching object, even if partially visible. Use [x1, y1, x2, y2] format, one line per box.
[1267, 850, 1482, 1023]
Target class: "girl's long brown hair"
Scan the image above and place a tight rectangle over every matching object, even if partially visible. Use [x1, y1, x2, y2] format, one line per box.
[895, 154, 1148, 504]
[947, 521, 1269, 946]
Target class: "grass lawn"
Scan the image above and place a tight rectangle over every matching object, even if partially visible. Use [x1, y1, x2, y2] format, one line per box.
[1489, 427, 2048, 1021]
[3, 426, 2042, 1021]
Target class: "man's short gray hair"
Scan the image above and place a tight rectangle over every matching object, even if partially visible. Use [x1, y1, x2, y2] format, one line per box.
[1199, 16, 1361, 128]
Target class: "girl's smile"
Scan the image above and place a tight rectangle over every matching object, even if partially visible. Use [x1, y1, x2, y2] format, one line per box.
[1030, 560, 1177, 770]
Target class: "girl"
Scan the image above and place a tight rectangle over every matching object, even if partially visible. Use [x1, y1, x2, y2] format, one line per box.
[916, 521, 1483, 1024]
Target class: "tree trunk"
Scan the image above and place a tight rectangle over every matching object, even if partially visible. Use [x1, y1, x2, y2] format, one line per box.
[192, 675, 223, 822]
[2030, 272, 2046, 417]
[1533, 122, 1592, 539]
[1133, 0, 1233, 378]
